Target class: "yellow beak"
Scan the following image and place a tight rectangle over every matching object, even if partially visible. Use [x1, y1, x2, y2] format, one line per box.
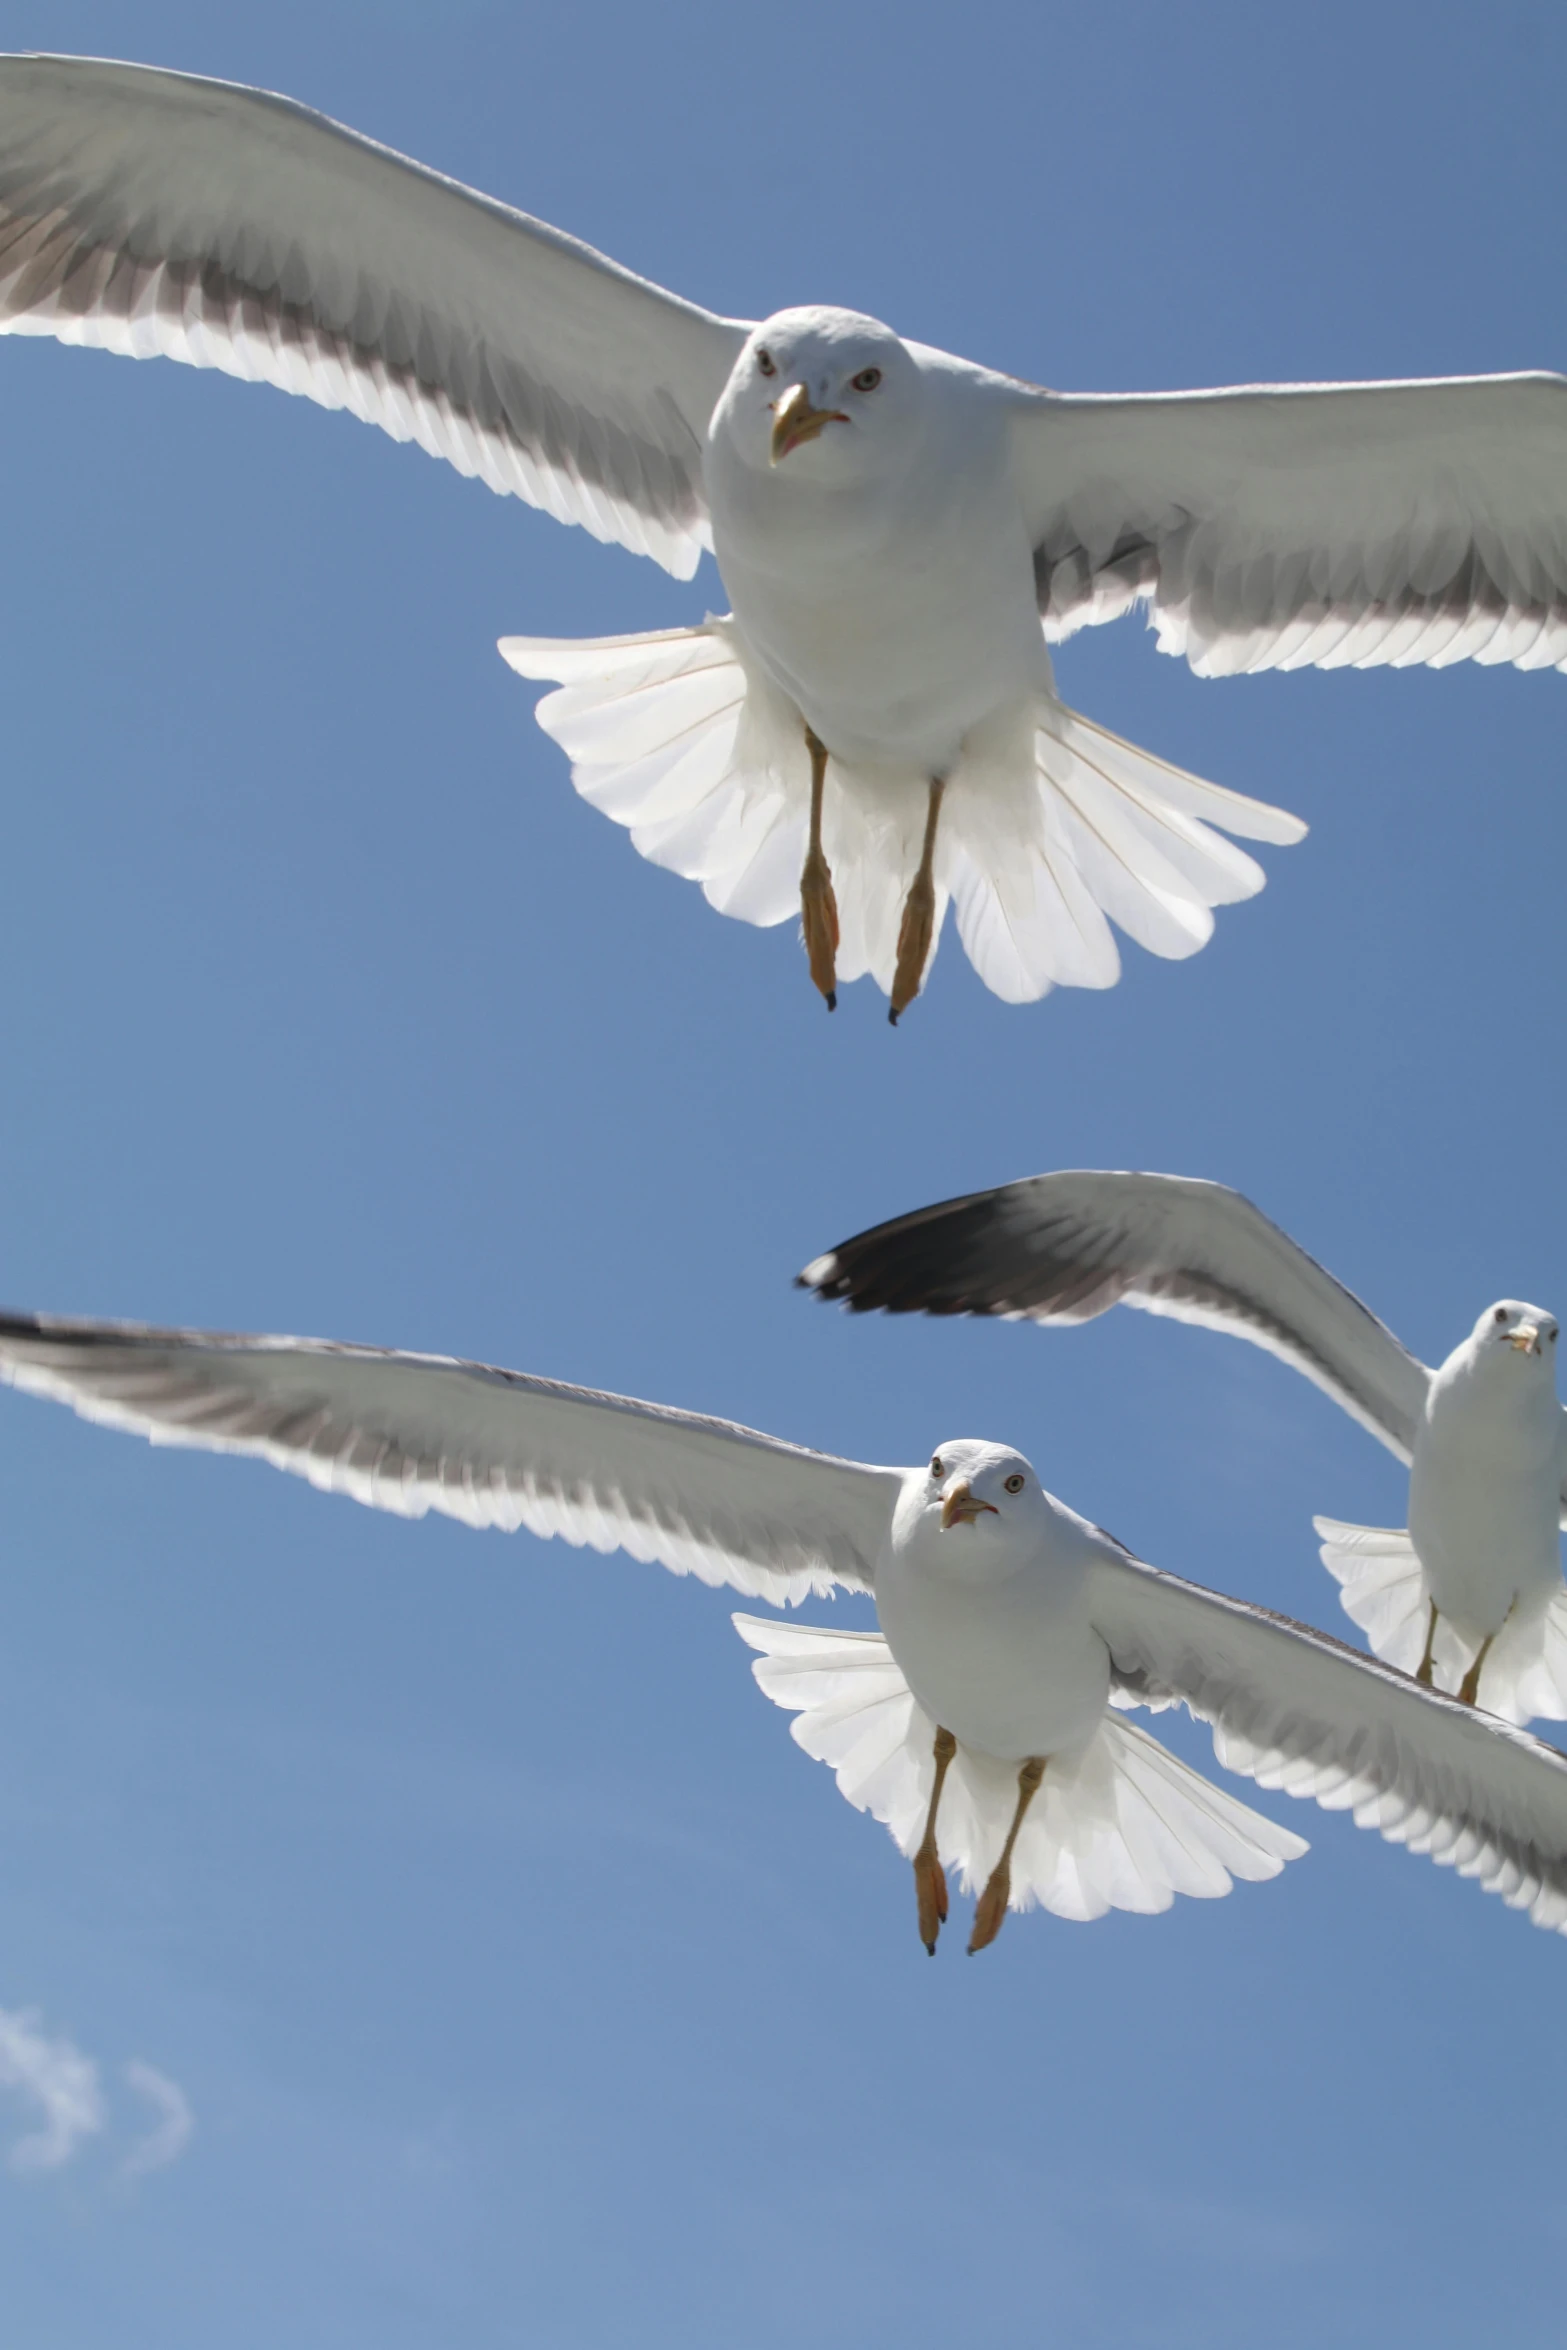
[1507, 1323, 1542, 1355]
[941, 1479, 999, 1531]
[770, 381, 848, 464]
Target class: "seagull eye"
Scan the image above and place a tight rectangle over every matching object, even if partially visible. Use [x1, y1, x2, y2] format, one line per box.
[1552, 1330, 1559, 1344]
[757, 349, 776, 378]
[1495, 1308, 1509, 1325]
[1004, 1474, 1025, 1494]
[852, 366, 882, 392]
[930, 1455, 944, 1479]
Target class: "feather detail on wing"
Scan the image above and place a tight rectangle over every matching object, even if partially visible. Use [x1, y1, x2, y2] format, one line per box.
[799, 1169, 1429, 1460]
[1015, 373, 1567, 674]
[501, 629, 1302, 1006]
[1089, 1544, 1567, 1931]
[0, 1311, 900, 1604]
[735, 1615, 1304, 1920]
[0, 54, 748, 573]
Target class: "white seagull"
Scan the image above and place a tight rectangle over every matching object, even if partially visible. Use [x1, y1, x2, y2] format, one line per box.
[8, 69, 1567, 1015]
[6, 1310, 1567, 1948]
[800, 1170, 1567, 1723]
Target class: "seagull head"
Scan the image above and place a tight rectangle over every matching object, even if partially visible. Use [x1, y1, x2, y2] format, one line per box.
[1475, 1299, 1559, 1363]
[915, 1440, 1045, 1544]
[716, 307, 918, 478]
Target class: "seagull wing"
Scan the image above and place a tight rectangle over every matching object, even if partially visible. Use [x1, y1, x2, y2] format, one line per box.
[800, 1169, 1431, 1462]
[1013, 372, 1567, 675]
[0, 54, 749, 575]
[1089, 1540, 1567, 1933]
[0, 1311, 899, 1603]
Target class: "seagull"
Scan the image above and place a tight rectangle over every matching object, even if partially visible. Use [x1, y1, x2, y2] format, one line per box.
[6, 1310, 1567, 1946]
[8, 75, 1567, 1015]
[800, 1170, 1567, 1724]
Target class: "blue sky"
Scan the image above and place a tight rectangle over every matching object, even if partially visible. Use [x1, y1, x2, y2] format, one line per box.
[0, 1, 1562, 2342]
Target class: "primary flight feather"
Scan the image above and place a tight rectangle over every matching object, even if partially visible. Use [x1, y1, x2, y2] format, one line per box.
[5, 58, 1567, 1014]
[6, 1307, 1567, 1948]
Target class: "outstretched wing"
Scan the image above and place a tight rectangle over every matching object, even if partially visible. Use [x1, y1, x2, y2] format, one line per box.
[0, 1311, 900, 1604]
[800, 1169, 1431, 1461]
[0, 54, 749, 574]
[1013, 373, 1567, 675]
[1090, 1543, 1567, 1933]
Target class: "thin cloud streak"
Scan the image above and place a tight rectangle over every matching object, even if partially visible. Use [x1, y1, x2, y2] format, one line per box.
[122, 2059, 195, 2179]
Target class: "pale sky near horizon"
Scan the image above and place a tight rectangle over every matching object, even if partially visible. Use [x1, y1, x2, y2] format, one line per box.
[0, 4, 1563, 2344]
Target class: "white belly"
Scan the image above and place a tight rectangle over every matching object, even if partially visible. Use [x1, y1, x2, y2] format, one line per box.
[876, 1536, 1110, 1762]
[1409, 1392, 1562, 1635]
[706, 411, 1049, 774]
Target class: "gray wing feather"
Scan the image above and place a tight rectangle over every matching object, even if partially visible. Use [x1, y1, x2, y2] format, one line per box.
[0, 1310, 898, 1603]
[0, 55, 750, 574]
[1092, 1543, 1567, 1934]
[1015, 374, 1567, 675]
[800, 1170, 1431, 1460]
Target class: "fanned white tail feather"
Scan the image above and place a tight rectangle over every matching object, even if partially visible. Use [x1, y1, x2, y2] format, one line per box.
[1495, 1591, 1567, 1725]
[734, 1614, 1305, 1922]
[500, 620, 1305, 1007]
[1315, 1518, 1438, 1676]
[1315, 1515, 1567, 1725]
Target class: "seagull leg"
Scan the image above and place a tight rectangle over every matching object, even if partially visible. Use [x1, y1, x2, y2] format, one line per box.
[799, 726, 840, 1010]
[889, 779, 946, 1026]
[1415, 1600, 1441, 1687]
[1457, 1595, 1518, 1709]
[968, 1756, 1046, 1955]
[912, 1725, 957, 1954]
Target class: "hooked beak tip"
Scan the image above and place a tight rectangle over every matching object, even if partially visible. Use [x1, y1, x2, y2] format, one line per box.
[769, 382, 847, 464]
[940, 1479, 999, 1531]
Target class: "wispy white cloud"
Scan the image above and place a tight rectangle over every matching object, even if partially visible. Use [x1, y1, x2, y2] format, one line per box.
[0, 2006, 194, 2184]
[0, 2006, 105, 2173]
[121, 2060, 194, 2180]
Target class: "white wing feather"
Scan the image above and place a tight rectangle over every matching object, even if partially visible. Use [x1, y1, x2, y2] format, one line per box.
[0, 1312, 899, 1604]
[1090, 1544, 1567, 1932]
[1015, 375, 1567, 674]
[801, 1169, 1431, 1460]
[0, 54, 749, 574]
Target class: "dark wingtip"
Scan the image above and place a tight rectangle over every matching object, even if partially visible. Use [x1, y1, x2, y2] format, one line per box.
[824, 990, 836, 1012]
[793, 1243, 938, 1315]
[794, 1252, 902, 1312]
[794, 1253, 841, 1298]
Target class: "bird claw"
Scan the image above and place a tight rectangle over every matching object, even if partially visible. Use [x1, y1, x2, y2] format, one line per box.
[914, 1845, 949, 1954]
[889, 875, 936, 1023]
[967, 1864, 1011, 1955]
[800, 849, 840, 1009]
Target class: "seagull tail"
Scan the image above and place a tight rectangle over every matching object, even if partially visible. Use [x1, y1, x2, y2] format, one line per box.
[498, 618, 940, 991]
[498, 617, 813, 929]
[734, 1614, 1304, 1924]
[940, 697, 1307, 1004]
[1491, 1587, 1567, 1726]
[498, 627, 1305, 1008]
[1316, 1517, 1567, 1724]
[1312, 1515, 1459, 1685]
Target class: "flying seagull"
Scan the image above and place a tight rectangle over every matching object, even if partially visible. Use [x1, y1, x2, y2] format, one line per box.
[6, 74, 1567, 1015]
[800, 1170, 1567, 1724]
[5, 1312, 1567, 1946]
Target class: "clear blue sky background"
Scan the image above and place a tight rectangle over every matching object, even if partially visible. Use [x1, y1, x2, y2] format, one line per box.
[0, 1, 1561, 2342]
